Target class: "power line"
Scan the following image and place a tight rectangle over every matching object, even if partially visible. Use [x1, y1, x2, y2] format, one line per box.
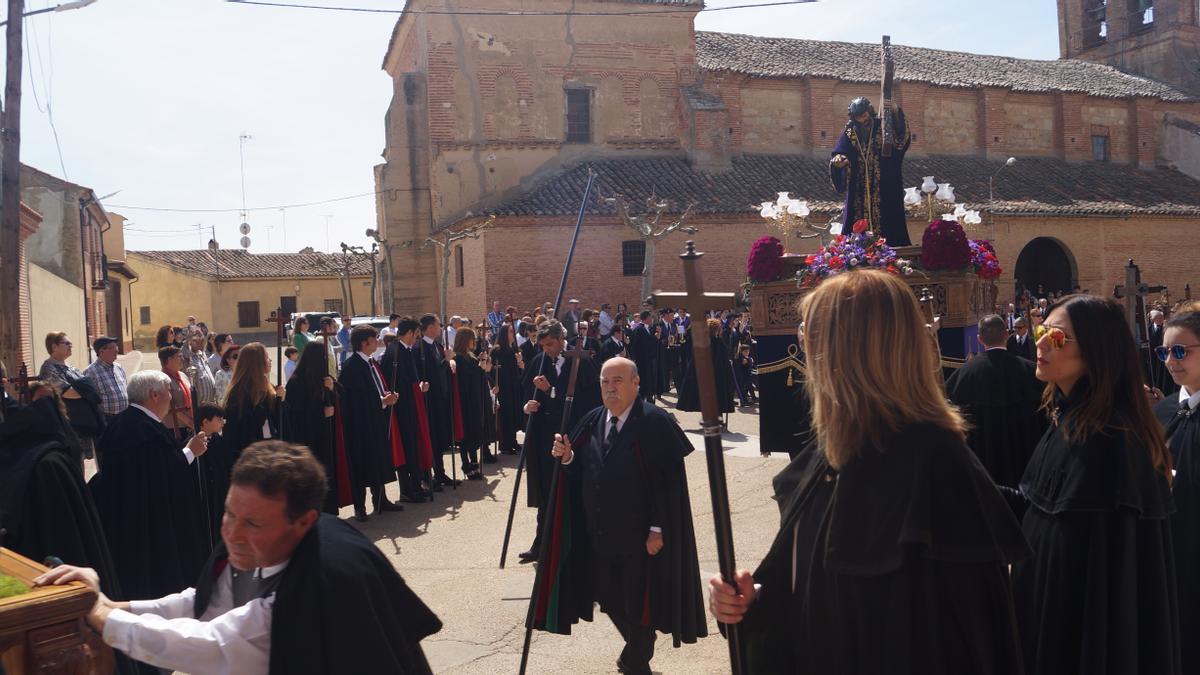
[225, 0, 816, 17]
[108, 189, 384, 213]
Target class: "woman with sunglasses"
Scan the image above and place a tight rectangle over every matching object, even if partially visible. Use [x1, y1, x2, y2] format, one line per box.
[1011, 295, 1179, 675]
[1155, 310, 1200, 672]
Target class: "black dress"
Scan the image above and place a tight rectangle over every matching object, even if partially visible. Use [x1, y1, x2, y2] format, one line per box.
[282, 379, 339, 514]
[1157, 394, 1200, 672]
[676, 337, 735, 414]
[1011, 392, 1180, 675]
[737, 422, 1030, 674]
[944, 349, 1047, 487]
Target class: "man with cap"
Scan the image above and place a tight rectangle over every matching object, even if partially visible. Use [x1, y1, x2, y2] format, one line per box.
[560, 299, 583, 339]
[829, 95, 912, 245]
[85, 336, 129, 429]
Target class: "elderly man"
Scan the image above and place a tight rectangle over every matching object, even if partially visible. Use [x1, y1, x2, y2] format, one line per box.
[40, 441, 442, 675]
[84, 336, 129, 424]
[559, 299, 583, 338]
[546, 357, 707, 674]
[90, 369, 211, 601]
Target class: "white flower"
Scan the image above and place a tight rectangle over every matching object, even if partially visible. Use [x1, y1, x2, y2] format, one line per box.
[903, 266, 913, 275]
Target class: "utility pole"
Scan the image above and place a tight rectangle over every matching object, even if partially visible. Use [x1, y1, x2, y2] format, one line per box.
[0, 0, 26, 375]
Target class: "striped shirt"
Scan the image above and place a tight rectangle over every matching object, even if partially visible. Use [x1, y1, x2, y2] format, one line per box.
[84, 359, 129, 415]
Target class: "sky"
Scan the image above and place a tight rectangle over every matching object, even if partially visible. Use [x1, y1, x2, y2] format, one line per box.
[13, 0, 1060, 254]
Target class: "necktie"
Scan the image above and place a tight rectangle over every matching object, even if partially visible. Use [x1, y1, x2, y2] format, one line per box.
[230, 568, 260, 607]
[602, 415, 619, 460]
[368, 360, 386, 397]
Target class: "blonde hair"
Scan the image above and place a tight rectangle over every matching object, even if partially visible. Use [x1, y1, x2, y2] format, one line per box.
[801, 270, 966, 468]
[225, 342, 274, 414]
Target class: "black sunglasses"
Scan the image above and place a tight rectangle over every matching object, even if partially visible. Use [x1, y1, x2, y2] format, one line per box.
[1156, 344, 1200, 362]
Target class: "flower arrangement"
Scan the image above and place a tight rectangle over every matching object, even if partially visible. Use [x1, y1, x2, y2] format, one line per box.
[798, 221, 913, 288]
[968, 239, 1003, 279]
[919, 219, 971, 271]
[746, 235, 786, 283]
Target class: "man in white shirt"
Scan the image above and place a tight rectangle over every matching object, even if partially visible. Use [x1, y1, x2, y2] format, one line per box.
[598, 303, 615, 339]
[37, 441, 442, 675]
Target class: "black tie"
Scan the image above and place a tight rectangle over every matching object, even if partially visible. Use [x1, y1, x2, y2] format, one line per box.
[230, 568, 260, 607]
[602, 416, 619, 460]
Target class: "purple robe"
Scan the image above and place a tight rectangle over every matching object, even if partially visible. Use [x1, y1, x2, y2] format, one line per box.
[829, 107, 912, 246]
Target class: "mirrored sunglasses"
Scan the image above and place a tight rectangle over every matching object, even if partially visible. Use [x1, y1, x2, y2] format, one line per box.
[1156, 344, 1200, 362]
[1046, 327, 1075, 350]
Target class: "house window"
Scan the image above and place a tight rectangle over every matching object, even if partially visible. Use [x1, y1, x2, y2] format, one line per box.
[1091, 134, 1110, 161]
[622, 240, 646, 277]
[324, 298, 344, 314]
[455, 245, 465, 287]
[238, 301, 261, 328]
[139, 306, 151, 325]
[280, 295, 298, 318]
[565, 89, 592, 143]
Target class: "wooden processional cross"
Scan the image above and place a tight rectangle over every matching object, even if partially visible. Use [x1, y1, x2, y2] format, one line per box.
[266, 309, 288, 385]
[1114, 259, 1165, 346]
[651, 241, 744, 675]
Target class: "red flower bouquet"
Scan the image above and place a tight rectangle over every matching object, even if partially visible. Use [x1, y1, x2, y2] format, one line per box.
[798, 230, 913, 288]
[920, 219, 971, 271]
[969, 239, 1003, 279]
[746, 235, 786, 283]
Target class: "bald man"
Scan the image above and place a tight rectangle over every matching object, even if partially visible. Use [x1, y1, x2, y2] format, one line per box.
[543, 357, 707, 673]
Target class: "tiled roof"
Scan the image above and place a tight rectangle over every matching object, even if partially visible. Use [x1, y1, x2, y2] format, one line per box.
[130, 249, 373, 280]
[488, 154, 1200, 218]
[695, 31, 1194, 102]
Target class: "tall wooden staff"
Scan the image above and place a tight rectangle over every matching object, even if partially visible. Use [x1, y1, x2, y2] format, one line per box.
[652, 241, 744, 675]
[499, 168, 596, 568]
[518, 335, 593, 675]
[267, 308, 287, 431]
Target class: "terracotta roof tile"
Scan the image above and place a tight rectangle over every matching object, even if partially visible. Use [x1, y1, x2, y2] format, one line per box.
[130, 249, 372, 280]
[489, 154, 1200, 219]
[695, 31, 1194, 102]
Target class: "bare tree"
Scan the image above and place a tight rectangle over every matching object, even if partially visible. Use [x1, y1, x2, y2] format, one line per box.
[606, 192, 698, 301]
[421, 216, 495, 340]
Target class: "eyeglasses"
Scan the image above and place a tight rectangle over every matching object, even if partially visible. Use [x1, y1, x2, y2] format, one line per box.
[1045, 327, 1075, 350]
[1156, 344, 1200, 362]
[58, 341, 73, 348]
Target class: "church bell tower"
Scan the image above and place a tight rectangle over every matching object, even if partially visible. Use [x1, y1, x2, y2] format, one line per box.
[1057, 0, 1200, 94]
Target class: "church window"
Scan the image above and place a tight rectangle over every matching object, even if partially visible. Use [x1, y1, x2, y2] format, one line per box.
[1083, 1, 1107, 47]
[1129, 0, 1153, 30]
[1092, 134, 1110, 161]
[622, 240, 646, 277]
[565, 88, 592, 144]
[139, 306, 151, 325]
[455, 245, 465, 287]
[238, 301, 261, 328]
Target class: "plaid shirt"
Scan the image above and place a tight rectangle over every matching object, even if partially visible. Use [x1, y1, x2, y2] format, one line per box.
[83, 359, 129, 415]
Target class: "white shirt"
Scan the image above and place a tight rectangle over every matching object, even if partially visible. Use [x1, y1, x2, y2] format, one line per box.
[357, 351, 388, 408]
[130, 404, 197, 464]
[598, 311, 614, 335]
[283, 359, 297, 381]
[1180, 385, 1200, 411]
[446, 327, 458, 348]
[103, 560, 289, 675]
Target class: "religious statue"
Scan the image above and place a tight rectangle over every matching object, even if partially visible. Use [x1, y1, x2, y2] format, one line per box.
[828, 95, 912, 246]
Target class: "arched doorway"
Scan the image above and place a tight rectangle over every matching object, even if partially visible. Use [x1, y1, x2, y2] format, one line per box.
[1015, 237, 1077, 297]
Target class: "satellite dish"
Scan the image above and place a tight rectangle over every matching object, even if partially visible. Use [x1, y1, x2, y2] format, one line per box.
[240, 236, 251, 249]
[239, 222, 251, 235]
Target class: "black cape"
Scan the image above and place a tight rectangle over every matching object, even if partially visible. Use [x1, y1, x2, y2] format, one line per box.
[452, 355, 488, 449]
[492, 345, 525, 452]
[738, 422, 1031, 674]
[89, 406, 212, 601]
[521, 351, 599, 507]
[1012, 392, 1180, 675]
[380, 342, 426, 472]
[337, 354, 397, 491]
[222, 396, 278, 461]
[531, 401, 707, 648]
[416, 339, 453, 457]
[945, 349, 1047, 487]
[282, 379, 339, 514]
[191, 515, 441, 675]
[1157, 395, 1200, 672]
[676, 337, 735, 414]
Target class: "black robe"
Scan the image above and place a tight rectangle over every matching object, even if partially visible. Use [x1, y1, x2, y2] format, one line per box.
[89, 406, 211, 601]
[521, 351, 599, 508]
[198, 432, 236, 543]
[1157, 395, 1200, 673]
[829, 107, 912, 246]
[493, 345, 525, 452]
[1012, 393, 1180, 675]
[676, 337, 736, 414]
[222, 396, 279, 461]
[531, 400, 707, 648]
[338, 354, 396, 492]
[380, 342, 430, 473]
[191, 515, 442, 674]
[599, 336, 627, 364]
[282, 379, 339, 514]
[417, 339, 453, 459]
[1006, 333, 1037, 362]
[945, 349, 1047, 487]
[452, 355, 488, 450]
[628, 325, 658, 399]
[738, 423, 1031, 674]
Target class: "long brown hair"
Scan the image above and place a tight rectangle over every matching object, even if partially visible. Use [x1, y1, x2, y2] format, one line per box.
[1043, 295, 1171, 484]
[225, 342, 274, 413]
[801, 270, 966, 468]
[453, 327, 477, 359]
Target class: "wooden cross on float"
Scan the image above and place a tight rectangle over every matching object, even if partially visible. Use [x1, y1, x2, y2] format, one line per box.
[649, 240, 745, 675]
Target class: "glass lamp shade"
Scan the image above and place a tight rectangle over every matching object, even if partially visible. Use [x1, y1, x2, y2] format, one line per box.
[921, 176, 937, 193]
[759, 202, 778, 219]
[904, 187, 922, 206]
[964, 210, 983, 225]
[776, 191, 792, 207]
[786, 199, 810, 217]
[935, 183, 955, 203]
